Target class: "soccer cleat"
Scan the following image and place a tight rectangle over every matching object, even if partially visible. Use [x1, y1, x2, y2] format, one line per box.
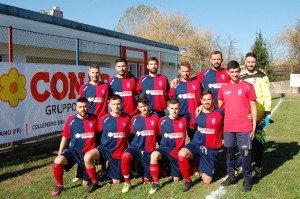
[149, 183, 159, 194]
[221, 176, 236, 186]
[242, 180, 252, 192]
[181, 181, 192, 192]
[122, 182, 131, 193]
[72, 177, 80, 182]
[87, 182, 98, 193]
[52, 185, 63, 196]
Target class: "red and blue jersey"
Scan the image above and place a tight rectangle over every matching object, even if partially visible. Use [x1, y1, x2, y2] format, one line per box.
[62, 113, 98, 154]
[196, 68, 230, 104]
[191, 108, 224, 149]
[108, 76, 138, 116]
[158, 116, 187, 159]
[168, 79, 201, 116]
[79, 82, 109, 117]
[137, 74, 170, 112]
[98, 113, 131, 159]
[130, 113, 160, 153]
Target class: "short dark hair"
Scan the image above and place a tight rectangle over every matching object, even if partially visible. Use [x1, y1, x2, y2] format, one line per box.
[90, 64, 100, 70]
[77, 97, 88, 103]
[211, 51, 223, 59]
[147, 57, 158, 64]
[201, 90, 213, 99]
[137, 96, 150, 106]
[116, 57, 128, 65]
[109, 94, 122, 102]
[245, 52, 257, 59]
[179, 62, 191, 69]
[167, 98, 180, 106]
[227, 60, 240, 70]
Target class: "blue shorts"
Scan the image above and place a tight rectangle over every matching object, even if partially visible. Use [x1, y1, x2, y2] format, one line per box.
[61, 149, 89, 181]
[97, 146, 122, 180]
[155, 146, 180, 177]
[223, 132, 252, 150]
[184, 142, 219, 177]
[125, 146, 151, 179]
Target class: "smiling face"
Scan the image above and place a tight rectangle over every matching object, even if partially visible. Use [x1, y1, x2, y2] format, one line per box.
[227, 67, 241, 83]
[245, 56, 257, 72]
[88, 67, 100, 84]
[201, 93, 213, 110]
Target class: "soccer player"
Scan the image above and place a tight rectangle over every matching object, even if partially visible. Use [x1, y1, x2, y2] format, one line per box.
[171, 51, 230, 107]
[240, 52, 272, 178]
[109, 57, 138, 116]
[78, 64, 109, 180]
[168, 61, 201, 140]
[51, 97, 98, 196]
[218, 60, 257, 192]
[121, 96, 160, 193]
[84, 95, 131, 192]
[178, 90, 224, 192]
[79, 64, 109, 117]
[137, 57, 170, 117]
[148, 98, 187, 194]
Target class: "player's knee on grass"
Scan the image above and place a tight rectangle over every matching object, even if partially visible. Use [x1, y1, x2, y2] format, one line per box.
[173, 176, 180, 182]
[112, 179, 120, 184]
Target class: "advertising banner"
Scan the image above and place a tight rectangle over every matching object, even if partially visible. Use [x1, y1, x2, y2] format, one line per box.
[0, 63, 114, 144]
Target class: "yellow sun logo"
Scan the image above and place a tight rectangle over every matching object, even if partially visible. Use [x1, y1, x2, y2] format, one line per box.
[0, 68, 26, 107]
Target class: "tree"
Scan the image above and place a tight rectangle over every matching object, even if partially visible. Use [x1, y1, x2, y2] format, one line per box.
[251, 31, 278, 81]
[251, 31, 271, 69]
[116, 5, 213, 73]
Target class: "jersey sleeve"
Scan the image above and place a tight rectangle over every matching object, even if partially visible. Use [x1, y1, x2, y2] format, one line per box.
[136, 77, 142, 95]
[248, 83, 257, 101]
[157, 118, 163, 136]
[217, 87, 224, 101]
[62, 117, 72, 138]
[98, 115, 105, 133]
[168, 87, 175, 99]
[79, 84, 85, 97]
[195, 70, 205, 83]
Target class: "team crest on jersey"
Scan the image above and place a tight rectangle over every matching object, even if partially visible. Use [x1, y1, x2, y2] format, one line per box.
[221, 74, 225, 79]
[150, 120, 155, 126]
[179, 122, 183, 128]
[212, 118, 216, 125]
[159, 80, 163, 87]
[101, 89, 105, 94]
[253, 78, 257, 84]
[89, 121, 93, 128]
[123, 122, 127, 127]
[192, 84, 196, 90]
[126, 82, 130, 88]
[238, 89, 242, 95]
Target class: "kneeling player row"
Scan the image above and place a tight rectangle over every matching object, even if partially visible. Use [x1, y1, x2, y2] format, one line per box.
[51, 92, 223, 196]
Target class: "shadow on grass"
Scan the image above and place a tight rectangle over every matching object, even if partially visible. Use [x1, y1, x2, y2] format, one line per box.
[0, 162, 50, 182]
[262, 141, 299, 179]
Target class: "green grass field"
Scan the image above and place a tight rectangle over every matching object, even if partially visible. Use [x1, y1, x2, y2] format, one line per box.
[0, 96, 299, 199]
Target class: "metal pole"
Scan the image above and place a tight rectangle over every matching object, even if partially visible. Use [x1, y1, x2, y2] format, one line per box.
[175, 54, 178, 78]
[76, 38, 79, 65]
[8, 26, 13, 62]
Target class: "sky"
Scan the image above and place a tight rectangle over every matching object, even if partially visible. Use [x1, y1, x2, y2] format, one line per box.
[1, 0, 300, 57]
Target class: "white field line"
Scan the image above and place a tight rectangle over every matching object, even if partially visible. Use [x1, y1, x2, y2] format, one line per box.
[205, 99, 284, 199]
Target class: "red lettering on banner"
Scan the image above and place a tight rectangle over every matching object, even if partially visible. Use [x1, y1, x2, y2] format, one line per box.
[31, 72, 88, 102]
[68, 72, 85, 99]
[50, 72, 68, 100]
[30, 72, 50, 102]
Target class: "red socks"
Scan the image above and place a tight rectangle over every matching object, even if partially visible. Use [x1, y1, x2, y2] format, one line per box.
[86, 167, 98, 183]
[178, 156, 192, 182]
[53, 163, 64, 186]
[150, 163, 160, 183]
[121, 153, 132, 183]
